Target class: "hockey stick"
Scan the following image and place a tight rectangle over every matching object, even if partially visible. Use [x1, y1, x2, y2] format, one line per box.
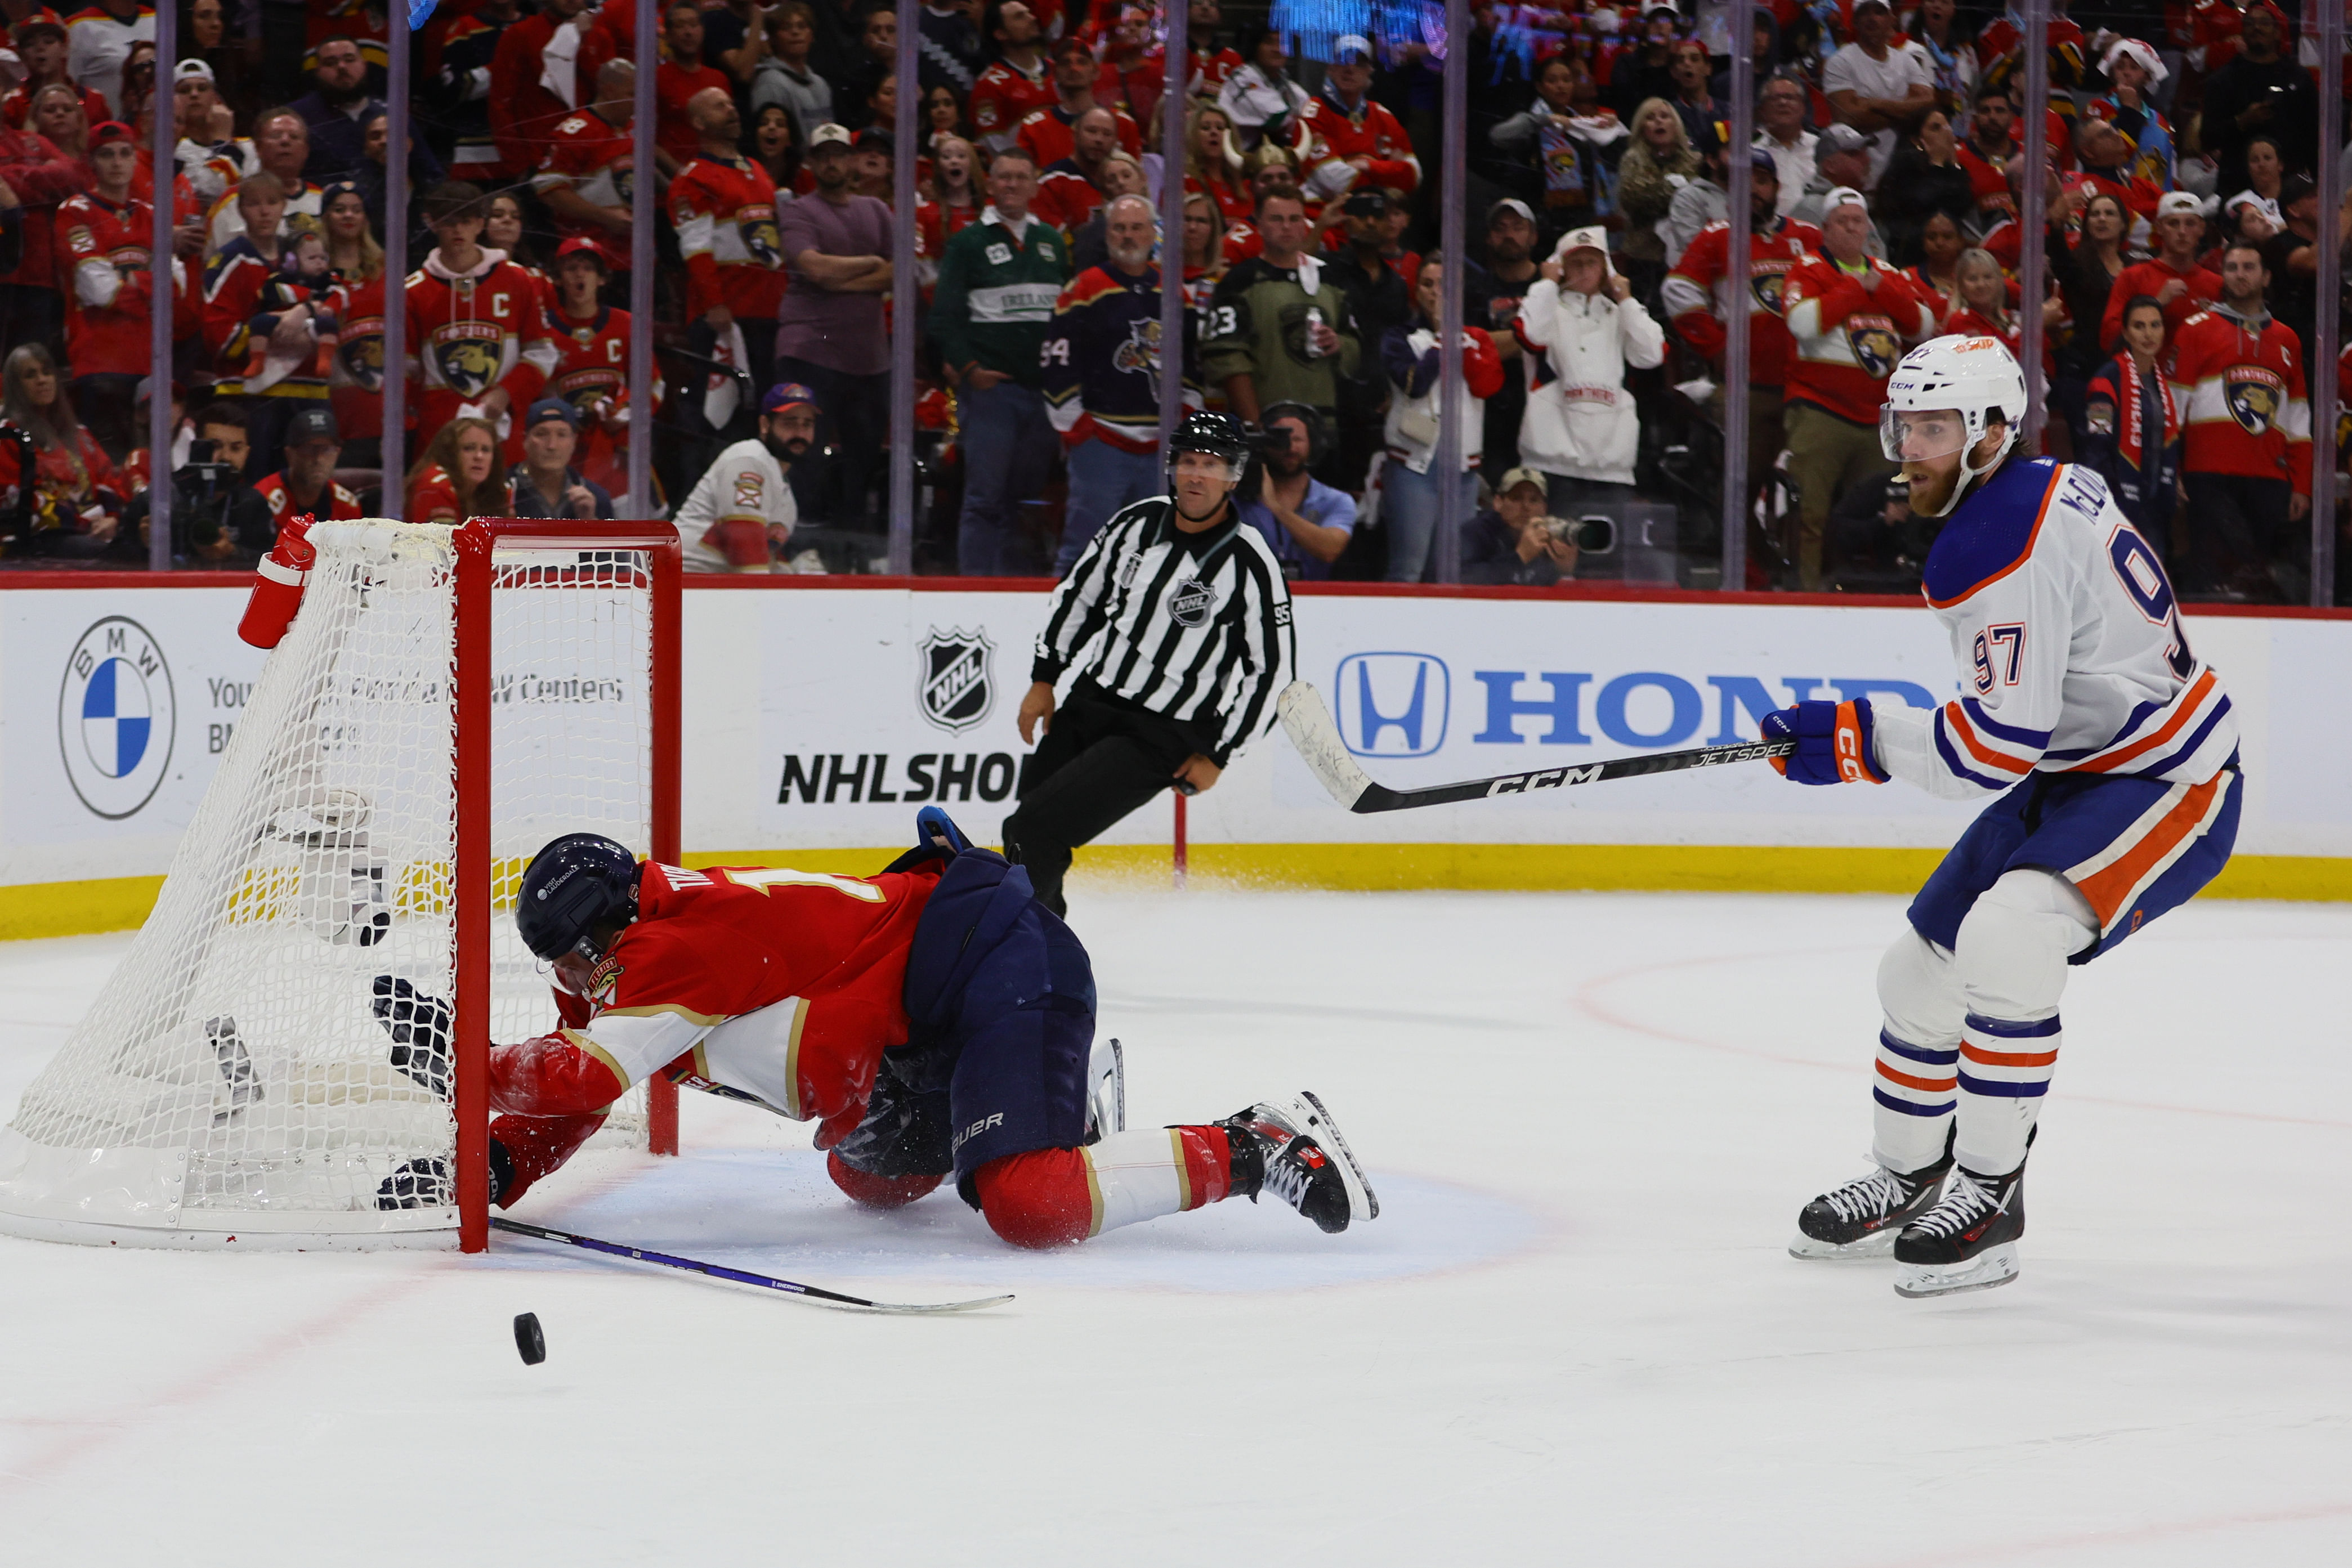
[1276, 680, 1794, 813]
[489, 1217, 1014, 1315]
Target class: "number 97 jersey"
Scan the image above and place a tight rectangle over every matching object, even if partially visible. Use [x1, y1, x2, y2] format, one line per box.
[1870, 457, 2238, 800]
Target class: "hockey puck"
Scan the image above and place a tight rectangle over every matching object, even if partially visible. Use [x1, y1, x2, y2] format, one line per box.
[513, 1312, 546, 1365]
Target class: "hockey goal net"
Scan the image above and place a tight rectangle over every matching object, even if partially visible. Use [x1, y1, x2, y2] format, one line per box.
[0, 519, 681, 1250]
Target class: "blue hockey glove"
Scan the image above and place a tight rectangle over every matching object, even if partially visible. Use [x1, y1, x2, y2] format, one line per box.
[915, 805, 973, 855]
[1761, 699, 1888, 786]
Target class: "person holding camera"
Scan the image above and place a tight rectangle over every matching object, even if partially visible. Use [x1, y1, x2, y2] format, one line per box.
[252, 404, 362, 532]
[1236, 401, 1354, 580]
[115, 400, 273, 563]
[1461, 467, 1582, 587]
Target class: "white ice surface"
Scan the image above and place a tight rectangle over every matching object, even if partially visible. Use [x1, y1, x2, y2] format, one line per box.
[2, 889, 2348, 1566]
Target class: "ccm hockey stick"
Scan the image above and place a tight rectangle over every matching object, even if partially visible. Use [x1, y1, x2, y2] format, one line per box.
[1276, 680, 1794, 814]
[490, 1217, 1014, 1315]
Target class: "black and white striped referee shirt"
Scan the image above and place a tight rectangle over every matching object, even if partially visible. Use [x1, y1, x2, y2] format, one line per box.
[1032, 496, 1296, 764]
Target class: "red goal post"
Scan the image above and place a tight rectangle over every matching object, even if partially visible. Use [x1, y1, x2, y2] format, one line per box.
[454, 519, 682, 1252]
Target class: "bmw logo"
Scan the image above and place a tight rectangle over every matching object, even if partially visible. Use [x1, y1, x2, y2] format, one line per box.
[59, 617, 176, 819]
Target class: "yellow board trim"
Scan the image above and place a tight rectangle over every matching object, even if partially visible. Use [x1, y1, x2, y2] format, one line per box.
[7, 846, 2348, 943]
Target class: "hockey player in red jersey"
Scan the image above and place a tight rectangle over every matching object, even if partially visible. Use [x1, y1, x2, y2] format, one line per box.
[1772, 335, 2239, 1298]
[373, 812, 1376, 1247]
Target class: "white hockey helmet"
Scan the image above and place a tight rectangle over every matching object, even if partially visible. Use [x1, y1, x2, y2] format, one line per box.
[1879, 334, 2029, 516]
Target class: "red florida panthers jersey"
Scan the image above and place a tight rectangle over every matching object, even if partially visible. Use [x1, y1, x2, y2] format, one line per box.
[1660, 216, 1822, 388]
[1782, 253, 1934, 424]
[507, 862, 943, 1141]
[404, 248, 556, 429]
[668, 154, 786, 319]
[56, 190, 153, 378]
[1017, 103, 1142, 170]
[970, 58, 1058, 146]
[1293, 91, 1420, 196]
[536, 110, 636, 240]
[545, 302, 636, 495]
[2168, 305, 2313, 496]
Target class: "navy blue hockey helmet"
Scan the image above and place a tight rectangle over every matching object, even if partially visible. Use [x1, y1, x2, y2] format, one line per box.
[516, 833, 642, 962]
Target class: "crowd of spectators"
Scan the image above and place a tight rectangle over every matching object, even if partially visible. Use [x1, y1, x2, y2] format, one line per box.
[0, 0, 2340, 602]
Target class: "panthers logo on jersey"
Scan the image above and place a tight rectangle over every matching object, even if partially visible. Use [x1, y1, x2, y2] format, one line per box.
[1845, 315, 1901, 378]
[1750, 267, 1789, 317]
[2223, 366, 2283, 436]
[430, 326, 505, 397]
[1111, 317, 1161, 377]
[738, 206, 782, 267]
[337, 323, 384, 391]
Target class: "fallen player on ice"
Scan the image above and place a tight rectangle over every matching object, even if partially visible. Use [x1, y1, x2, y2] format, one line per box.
[369, 807, 1376, 1247]
[1765, 334, 2242, 1298]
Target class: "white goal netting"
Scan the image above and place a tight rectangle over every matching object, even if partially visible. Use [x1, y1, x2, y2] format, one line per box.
[0, 522, 661, 1246]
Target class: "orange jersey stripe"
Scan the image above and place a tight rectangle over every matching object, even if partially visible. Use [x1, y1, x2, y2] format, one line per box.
[2073, 772, 2224, 926]
[1958, 1042, 2061, 1068]
[1944, 701, 2035, 774]
[2069, 669, 2218, 774]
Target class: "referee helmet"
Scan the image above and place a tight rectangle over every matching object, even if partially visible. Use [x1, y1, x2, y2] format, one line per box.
[1165, 410, 1252, 486]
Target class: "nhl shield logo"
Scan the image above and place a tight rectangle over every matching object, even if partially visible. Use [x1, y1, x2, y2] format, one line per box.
[918, 627, 995, 732]
[1168, 577, 1215, 626]
[1845, 317, 1901, 378]
[2224, 366, 2283, 436]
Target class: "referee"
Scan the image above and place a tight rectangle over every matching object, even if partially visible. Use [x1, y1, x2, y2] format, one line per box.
[1005, 411, 1296, 916]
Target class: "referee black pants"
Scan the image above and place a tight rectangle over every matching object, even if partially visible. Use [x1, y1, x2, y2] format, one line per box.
[1003, 684, 1218, 917]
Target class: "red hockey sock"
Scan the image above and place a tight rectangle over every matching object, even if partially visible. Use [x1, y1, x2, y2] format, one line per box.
[973, 1126, 1236, 1250]
[825, 1149, 944, 1209]
[487, 1112, 607, 1207]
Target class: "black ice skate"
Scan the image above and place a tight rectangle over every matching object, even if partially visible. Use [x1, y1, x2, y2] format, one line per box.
[1223, 1092, 1378, 1234]
[1788, 1127, 1955, 1260]
[1892, 1157, 2026, 1298]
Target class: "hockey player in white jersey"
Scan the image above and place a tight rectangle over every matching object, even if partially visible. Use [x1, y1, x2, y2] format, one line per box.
[1765, 335, 2239, 1298]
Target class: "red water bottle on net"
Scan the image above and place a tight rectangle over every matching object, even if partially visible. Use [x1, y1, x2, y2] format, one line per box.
[238, 512, 319, 649]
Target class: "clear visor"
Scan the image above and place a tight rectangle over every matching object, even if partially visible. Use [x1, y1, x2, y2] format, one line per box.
[1169, 449, 1240, 485]
[1880, 406, 1970, 464]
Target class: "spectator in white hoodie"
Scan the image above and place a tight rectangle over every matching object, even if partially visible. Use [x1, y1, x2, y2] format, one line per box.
[1511, 226, 1665, 512]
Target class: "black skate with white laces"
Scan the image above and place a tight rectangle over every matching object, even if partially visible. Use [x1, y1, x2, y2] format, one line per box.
[1789, 1127, 1954, 1260]
[1893, 1157, 2026, 1297]
[1223, 1092, 1378, 1234]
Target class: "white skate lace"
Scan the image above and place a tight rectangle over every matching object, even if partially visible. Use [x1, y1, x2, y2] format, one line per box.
[1260, 1139, 1317, 1210]
[1821, 1167, 1911, 1224]
[1905, 1168, 1996, 1240]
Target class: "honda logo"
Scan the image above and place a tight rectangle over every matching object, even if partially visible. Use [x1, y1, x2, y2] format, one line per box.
[1335, 653, 1448, 757]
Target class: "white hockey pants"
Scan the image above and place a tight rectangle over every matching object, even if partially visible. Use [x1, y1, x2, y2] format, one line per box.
[1871, 868, 2100, 1177]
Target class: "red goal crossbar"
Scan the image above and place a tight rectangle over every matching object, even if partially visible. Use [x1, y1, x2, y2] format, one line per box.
[452, 519, 683, 1253]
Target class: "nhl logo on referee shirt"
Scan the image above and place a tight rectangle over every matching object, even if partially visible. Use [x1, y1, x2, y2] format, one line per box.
[59, 616, 177, 819]
[1168, 578, 1215, 626]
[917, 627, 996, 732]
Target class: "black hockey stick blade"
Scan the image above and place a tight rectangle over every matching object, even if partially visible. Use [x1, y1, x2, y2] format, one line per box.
[489, 1217, 1014, 1315]
[1276, 680, 1794, 813]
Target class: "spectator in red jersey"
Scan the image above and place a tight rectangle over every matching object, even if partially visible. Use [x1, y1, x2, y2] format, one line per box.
[0, 74, 76, 360]
[319, 180, 384, 467]
[671, 86, 785, 423]
[404, 414, 503, 524]
[1781, 187, 1934, 588]
[1942, 245, 2059, 386]
[1034, 104, 1117, 232]
[252, 404, 363, 534]
[404, 180, 556, 461]
[0, 341, 124, 553]
[968, 0, 1052, 154]
[750, 2, 832, 148]
[1181, 100, 1247, 223]
[3, 18, 105, 132]
[653, 0, 733, 178]
[1662, 153, 1818, 524]
[542, 237, 636, 500]
[28, 75, 90, 170]
[2168, 241, 2311, 602]
[1955, 80, 2016, 225]
[1218, 141, 1303, 263]
[56, 117, 149, 457]
[489, 0, 592, 179]
[537, 58, 638, 251]
[915, 132, 981, 292]
[1020, 34, 1139, 169]
[2101, 190, 2220, 359]
[748, 103, 806, 195]
[1294, 32, 1419, 208]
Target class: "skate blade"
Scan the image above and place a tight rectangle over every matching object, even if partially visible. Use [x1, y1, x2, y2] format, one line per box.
[1293, 1090, 1378, 1225]
[1893, 1243, 2019, 1298]
[1787, 1228, 1900, 1261]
